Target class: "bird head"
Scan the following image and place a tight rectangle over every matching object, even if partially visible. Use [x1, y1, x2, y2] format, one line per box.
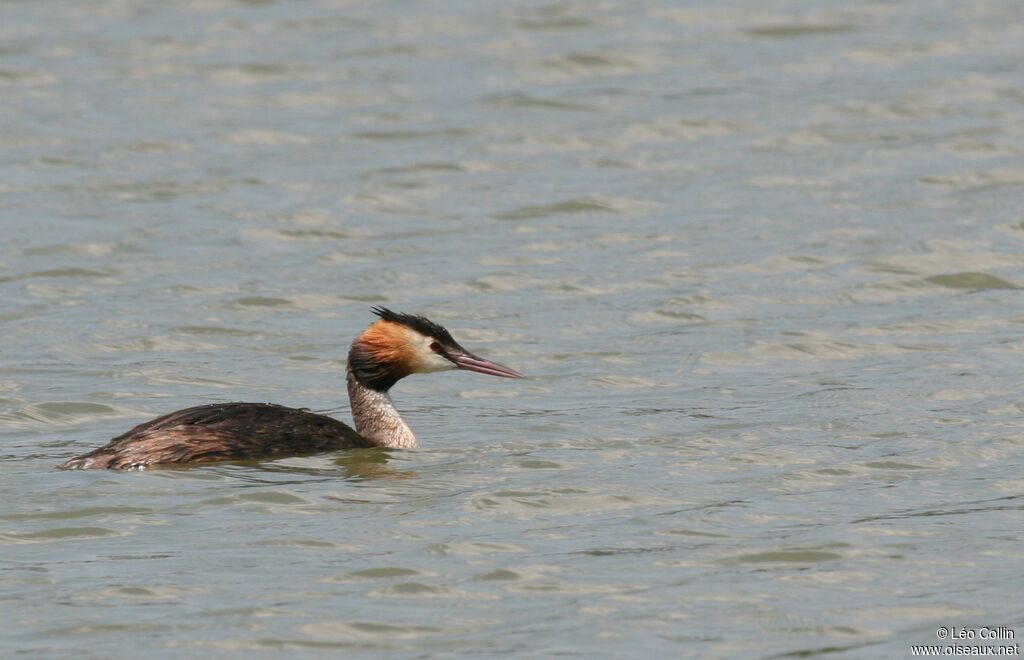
[348, 307, 523, 392]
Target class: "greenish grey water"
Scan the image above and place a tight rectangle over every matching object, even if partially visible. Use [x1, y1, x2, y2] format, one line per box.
[2, 1, 1024, 657]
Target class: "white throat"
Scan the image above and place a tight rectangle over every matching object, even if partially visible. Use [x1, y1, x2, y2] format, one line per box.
[346, 370, 417, 449]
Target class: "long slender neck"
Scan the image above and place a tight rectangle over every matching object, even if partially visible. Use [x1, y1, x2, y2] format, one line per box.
[346, 368, 417, 449]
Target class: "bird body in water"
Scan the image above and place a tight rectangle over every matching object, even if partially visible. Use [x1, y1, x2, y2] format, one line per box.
[60, 308, 523, 470]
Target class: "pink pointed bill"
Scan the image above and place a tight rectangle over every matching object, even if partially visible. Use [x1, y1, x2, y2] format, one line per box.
[450, 352, 524, 378]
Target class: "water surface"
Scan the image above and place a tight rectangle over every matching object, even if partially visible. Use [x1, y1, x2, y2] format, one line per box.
[2, 0, 1024, 657]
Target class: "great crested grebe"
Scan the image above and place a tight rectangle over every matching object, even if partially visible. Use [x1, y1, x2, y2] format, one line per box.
[60, 308, 523, 470]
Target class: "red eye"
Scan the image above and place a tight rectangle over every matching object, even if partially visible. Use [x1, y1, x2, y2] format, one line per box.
[430, 341, 443, 353]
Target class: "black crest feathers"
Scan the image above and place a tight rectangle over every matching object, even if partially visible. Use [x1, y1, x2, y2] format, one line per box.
[371, 307, 456, 345]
